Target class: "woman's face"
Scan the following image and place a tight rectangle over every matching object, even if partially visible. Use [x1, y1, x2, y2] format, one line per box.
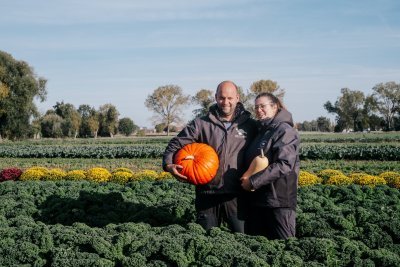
[254, 96, 278, 120]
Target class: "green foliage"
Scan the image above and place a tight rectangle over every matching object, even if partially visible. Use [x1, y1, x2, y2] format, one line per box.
[372, 81, 400, 131]
[191, 89, 214, 118]
[324, 88, 366, 132]
[0, 181, 400, 266]
[53, 101, 81, 138]
[77, 104, 99, 138]
[40, 112, 64, 138]
[0, 144, 164, 158]
[118, 117, 138, 136]
[299, 132, 400, 143]
[300, 144, 400, 161]
[98, 104, 119, 137]
[0, 50, 47, 139]
[1, 143, 399, 161]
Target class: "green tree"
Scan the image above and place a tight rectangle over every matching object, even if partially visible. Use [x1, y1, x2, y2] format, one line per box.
[0, 51, 47, 139]
[30, 117, 42, 139]
[324, 88, 365, 132]
[40, 111, 63, 138]
[361, 95, 381, 131]
[316, 116, 332, 132]
[145, 85, 189, 136]
[118, 117, 138, 136]
[53, 101, 81, 138]
[192, 89, 214, 118]
[98, 104, 119, 138]
[78, 104, 99, 138]
[372, 81, 400, 131]
[155, 122, 167, 133]
[298, 121, 312, 131]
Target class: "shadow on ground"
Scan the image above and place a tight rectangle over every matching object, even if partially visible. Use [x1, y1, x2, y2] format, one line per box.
[35, 191, 194, 227]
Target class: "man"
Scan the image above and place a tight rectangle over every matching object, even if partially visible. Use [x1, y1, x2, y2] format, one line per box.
[162, 80, 257, 232]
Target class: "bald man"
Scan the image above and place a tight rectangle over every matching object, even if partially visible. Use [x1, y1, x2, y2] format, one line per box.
[163, 81, 257, 233]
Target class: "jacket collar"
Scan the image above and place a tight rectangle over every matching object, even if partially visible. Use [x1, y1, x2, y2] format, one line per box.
[258, 108, 294, 131]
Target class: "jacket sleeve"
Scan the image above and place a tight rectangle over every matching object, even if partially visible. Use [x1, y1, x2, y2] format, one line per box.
[162, 120, 200, 171]
[250, 126, 299, 189]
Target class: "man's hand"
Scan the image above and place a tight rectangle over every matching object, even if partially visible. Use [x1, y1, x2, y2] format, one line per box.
[240, 176, 255, 192]
[165, 164, 188, 183]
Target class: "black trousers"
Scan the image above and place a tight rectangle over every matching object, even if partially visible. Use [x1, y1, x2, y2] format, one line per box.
[245, 206, 296, 239]
[195, 194, 245, 233]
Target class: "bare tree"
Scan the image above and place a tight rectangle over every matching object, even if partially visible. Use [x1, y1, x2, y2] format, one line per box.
[145, 85, 189, 136]
[372, 81, 400, 130]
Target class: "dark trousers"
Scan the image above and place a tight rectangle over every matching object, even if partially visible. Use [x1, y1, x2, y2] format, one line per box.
[195, 194, 245, 233]
[245, 206, 296, 239]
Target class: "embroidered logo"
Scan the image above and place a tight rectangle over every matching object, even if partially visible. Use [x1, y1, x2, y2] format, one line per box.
[234, 128, 247, 138]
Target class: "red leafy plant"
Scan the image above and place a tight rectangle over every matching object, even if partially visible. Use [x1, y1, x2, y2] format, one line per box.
[0, 168, 23, 182]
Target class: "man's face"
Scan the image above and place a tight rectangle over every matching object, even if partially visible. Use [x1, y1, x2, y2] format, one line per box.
[215, 83, 240, 119]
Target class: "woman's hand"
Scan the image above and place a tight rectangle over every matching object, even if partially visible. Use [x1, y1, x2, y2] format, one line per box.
[240, 176, 255, 192]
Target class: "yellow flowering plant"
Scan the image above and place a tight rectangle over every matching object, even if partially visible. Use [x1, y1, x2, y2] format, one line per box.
[348, 172, 369, 184]
[65, 170, 87, 181]
[43, 168, 67, 181]
[27, 166, 49, 173]
[112, 167, 133, 174]
[132, 170, 159, 181]
[298, 171, 322, 187]
[326, 174, 353, 186]
[86, 167, 111, 183]
[355, 174, 387, 187]
[19, 167, 48, 181]
[318, 169, 346, 182]
[110, 171, 133, 184]
[157, 171, 174, 181]
[379, 171, 400, 188]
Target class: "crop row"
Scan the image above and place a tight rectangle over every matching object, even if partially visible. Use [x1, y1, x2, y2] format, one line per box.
[1, 157, 399, 175]
[0, 145, 165, 158]
[0, 180, 399, 266]
[1, 166, 399, 189]
[299, 132, 400, 143]
[0, 137, 172, 146]
[1, 132, 400, 146]
[1, 144, 399, 160]
[299, 144, 400, 160]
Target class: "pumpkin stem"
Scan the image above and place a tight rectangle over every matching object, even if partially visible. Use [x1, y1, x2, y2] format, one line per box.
[260, 148, 264, 158]
[183, 155, 195, 160]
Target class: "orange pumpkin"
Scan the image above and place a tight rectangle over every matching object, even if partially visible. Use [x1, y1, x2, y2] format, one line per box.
[174, 143, 219, 185]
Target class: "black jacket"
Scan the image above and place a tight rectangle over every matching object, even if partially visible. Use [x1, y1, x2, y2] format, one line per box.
[163, 103, 257, 195]
[245, 109, 300, 208]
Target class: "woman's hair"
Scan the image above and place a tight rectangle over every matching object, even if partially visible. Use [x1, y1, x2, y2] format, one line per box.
[255, 92, 286, 110]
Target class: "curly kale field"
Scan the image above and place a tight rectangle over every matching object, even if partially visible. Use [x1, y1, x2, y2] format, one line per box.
[1, 180, 399, 266]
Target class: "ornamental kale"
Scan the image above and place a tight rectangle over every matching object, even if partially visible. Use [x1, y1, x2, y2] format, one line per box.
[0, 167, 22, 182]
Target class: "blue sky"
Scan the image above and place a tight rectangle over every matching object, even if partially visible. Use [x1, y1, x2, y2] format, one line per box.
[1, 0, 399, 127]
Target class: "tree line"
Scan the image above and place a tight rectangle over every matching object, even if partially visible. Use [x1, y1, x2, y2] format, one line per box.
[0, 51, 139, 140]
[1, 50, 399, 140]
[146, 81, 400, 134]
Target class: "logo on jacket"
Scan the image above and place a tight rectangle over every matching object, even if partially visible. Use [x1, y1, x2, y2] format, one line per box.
[234, 128, 247, 138]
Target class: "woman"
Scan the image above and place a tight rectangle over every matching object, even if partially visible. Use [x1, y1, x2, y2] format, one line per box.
[241, 92, 300, 239]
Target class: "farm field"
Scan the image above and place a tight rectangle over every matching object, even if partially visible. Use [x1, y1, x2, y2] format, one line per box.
[0, 132, 399, 266]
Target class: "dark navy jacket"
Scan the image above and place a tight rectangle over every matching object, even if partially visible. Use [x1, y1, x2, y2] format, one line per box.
[163, 103, 257, 195]
[245, 109, 300, 208]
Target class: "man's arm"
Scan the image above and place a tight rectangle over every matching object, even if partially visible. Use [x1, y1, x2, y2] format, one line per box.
[162, 120, 199, 182]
